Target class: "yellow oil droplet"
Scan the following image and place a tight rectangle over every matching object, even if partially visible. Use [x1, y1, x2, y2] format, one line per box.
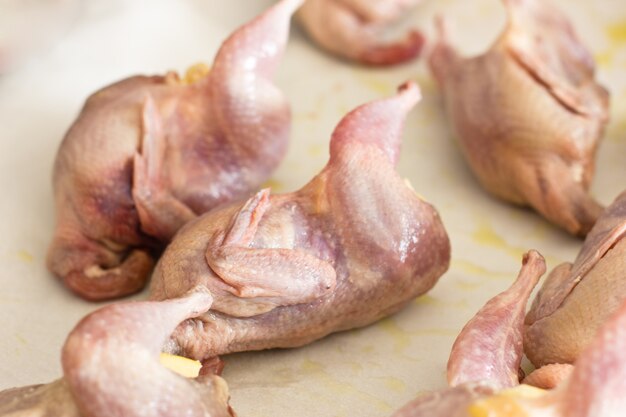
[454, 279, 482, 291]
[361, 345, 375, 354]
[301, 359, 324, 373]
[607, 21, 626, 44]
[338, 104, 351, 116]
[414, 295, 469, 310]
[383, 377, 406, 393]
[14, 334, 27, 345]
[261, 178, 285, 193]
[182, 62, 211, 85]
[472, 220, 525, 259]
[308, 144, 325, 157]
[594, 50, 614, 68]
[346, 361, 363, 373]
[413, 72, 436, 93]
[17, 250, 33, 263]
[301, 359, 393, 412]
[413, 327, 458, 337]
[414, 294, 439, 306]
[354, 74, 394, 95]
[378, 318, 411, 353]
[453, 259, 509, 279]
[607, 100, 626, 142]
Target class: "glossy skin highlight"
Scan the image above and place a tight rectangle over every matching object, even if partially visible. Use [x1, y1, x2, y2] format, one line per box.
[391, 252, 626, 417]
[47, 0, 302, 301]
[429, 0, 609, 236]
[297, 0, 424, 66]
[150, 82, 451, 360]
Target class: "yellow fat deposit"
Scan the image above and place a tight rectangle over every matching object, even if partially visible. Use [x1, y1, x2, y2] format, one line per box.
[467, 385, 546, 417]
[183, 63, 211, 85]
[159, 352, 202, 378]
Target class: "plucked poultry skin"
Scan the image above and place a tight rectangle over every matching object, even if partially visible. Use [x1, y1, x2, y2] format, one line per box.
[0, 288, 234, 417]
[524, 190, 626, 371]
[429, 0, 609, 236]
[297, 0, 424, 66]
[47, 0, 301, 301]
[150, 81, 451, 360]
[0, 81, 450, 417]
[392, 251, 626, 417]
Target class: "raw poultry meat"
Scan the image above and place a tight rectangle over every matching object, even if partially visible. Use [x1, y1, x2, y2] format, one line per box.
[429, 0, 609, 236]
[447, 251, 545, 389]
[392, 251, 626, 417]
[0, 288, 234, 417]
[0, 83, 450, 416]
[150, 81, 451, 360]
[297, 0, 424, 66]
[524, 191, 626, 374]
[47, 0, 301, 301]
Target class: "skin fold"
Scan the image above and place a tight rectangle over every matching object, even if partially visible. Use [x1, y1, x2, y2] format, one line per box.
[429, 0, 609, 237]
[0, 82, 449, 415]
[4, 251, 625, 416]
[47, 0, 302, 301]
[149, 81, 451, 360]
[391, 251, 626, 417]
[524, 191, 626, 371]
[0, 288, 234, 417]
[297, 0, 424, 66]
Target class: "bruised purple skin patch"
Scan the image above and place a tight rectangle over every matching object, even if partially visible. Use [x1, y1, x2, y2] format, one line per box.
[47, 0, 301, 301]
[0, 82, 451, 417]
[149, 82, 451, 361]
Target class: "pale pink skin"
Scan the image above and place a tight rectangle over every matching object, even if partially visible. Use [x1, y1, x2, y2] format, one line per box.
[46, 0, 301, 301]
[525, 191, 626, 369]
[522, 363, 574, 390]
[149, 82, 451, 360]
[392, 251, 626, 417]
[0, 82, 450, 416]
[297, 0, 424, 66]
[447, 251, 546, 389]
[4, 250, 625, 416]
[429, 0, 609, 237]
[0, 289, 234, 417]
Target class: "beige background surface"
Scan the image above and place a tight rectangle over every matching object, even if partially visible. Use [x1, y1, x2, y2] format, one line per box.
[0, 0, 625, 416]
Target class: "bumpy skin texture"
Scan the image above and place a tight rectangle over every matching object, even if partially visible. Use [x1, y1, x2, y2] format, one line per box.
[391, 252, 626, 417]
[0, 288, 234, 417]
[47, 0, 301, 301]
[297, 0, 424, 66]
[447, 251, 545, 389]
[429, 0, 609, 237]
[150, 82, 451, 360]
[524, 191, 626, 368]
